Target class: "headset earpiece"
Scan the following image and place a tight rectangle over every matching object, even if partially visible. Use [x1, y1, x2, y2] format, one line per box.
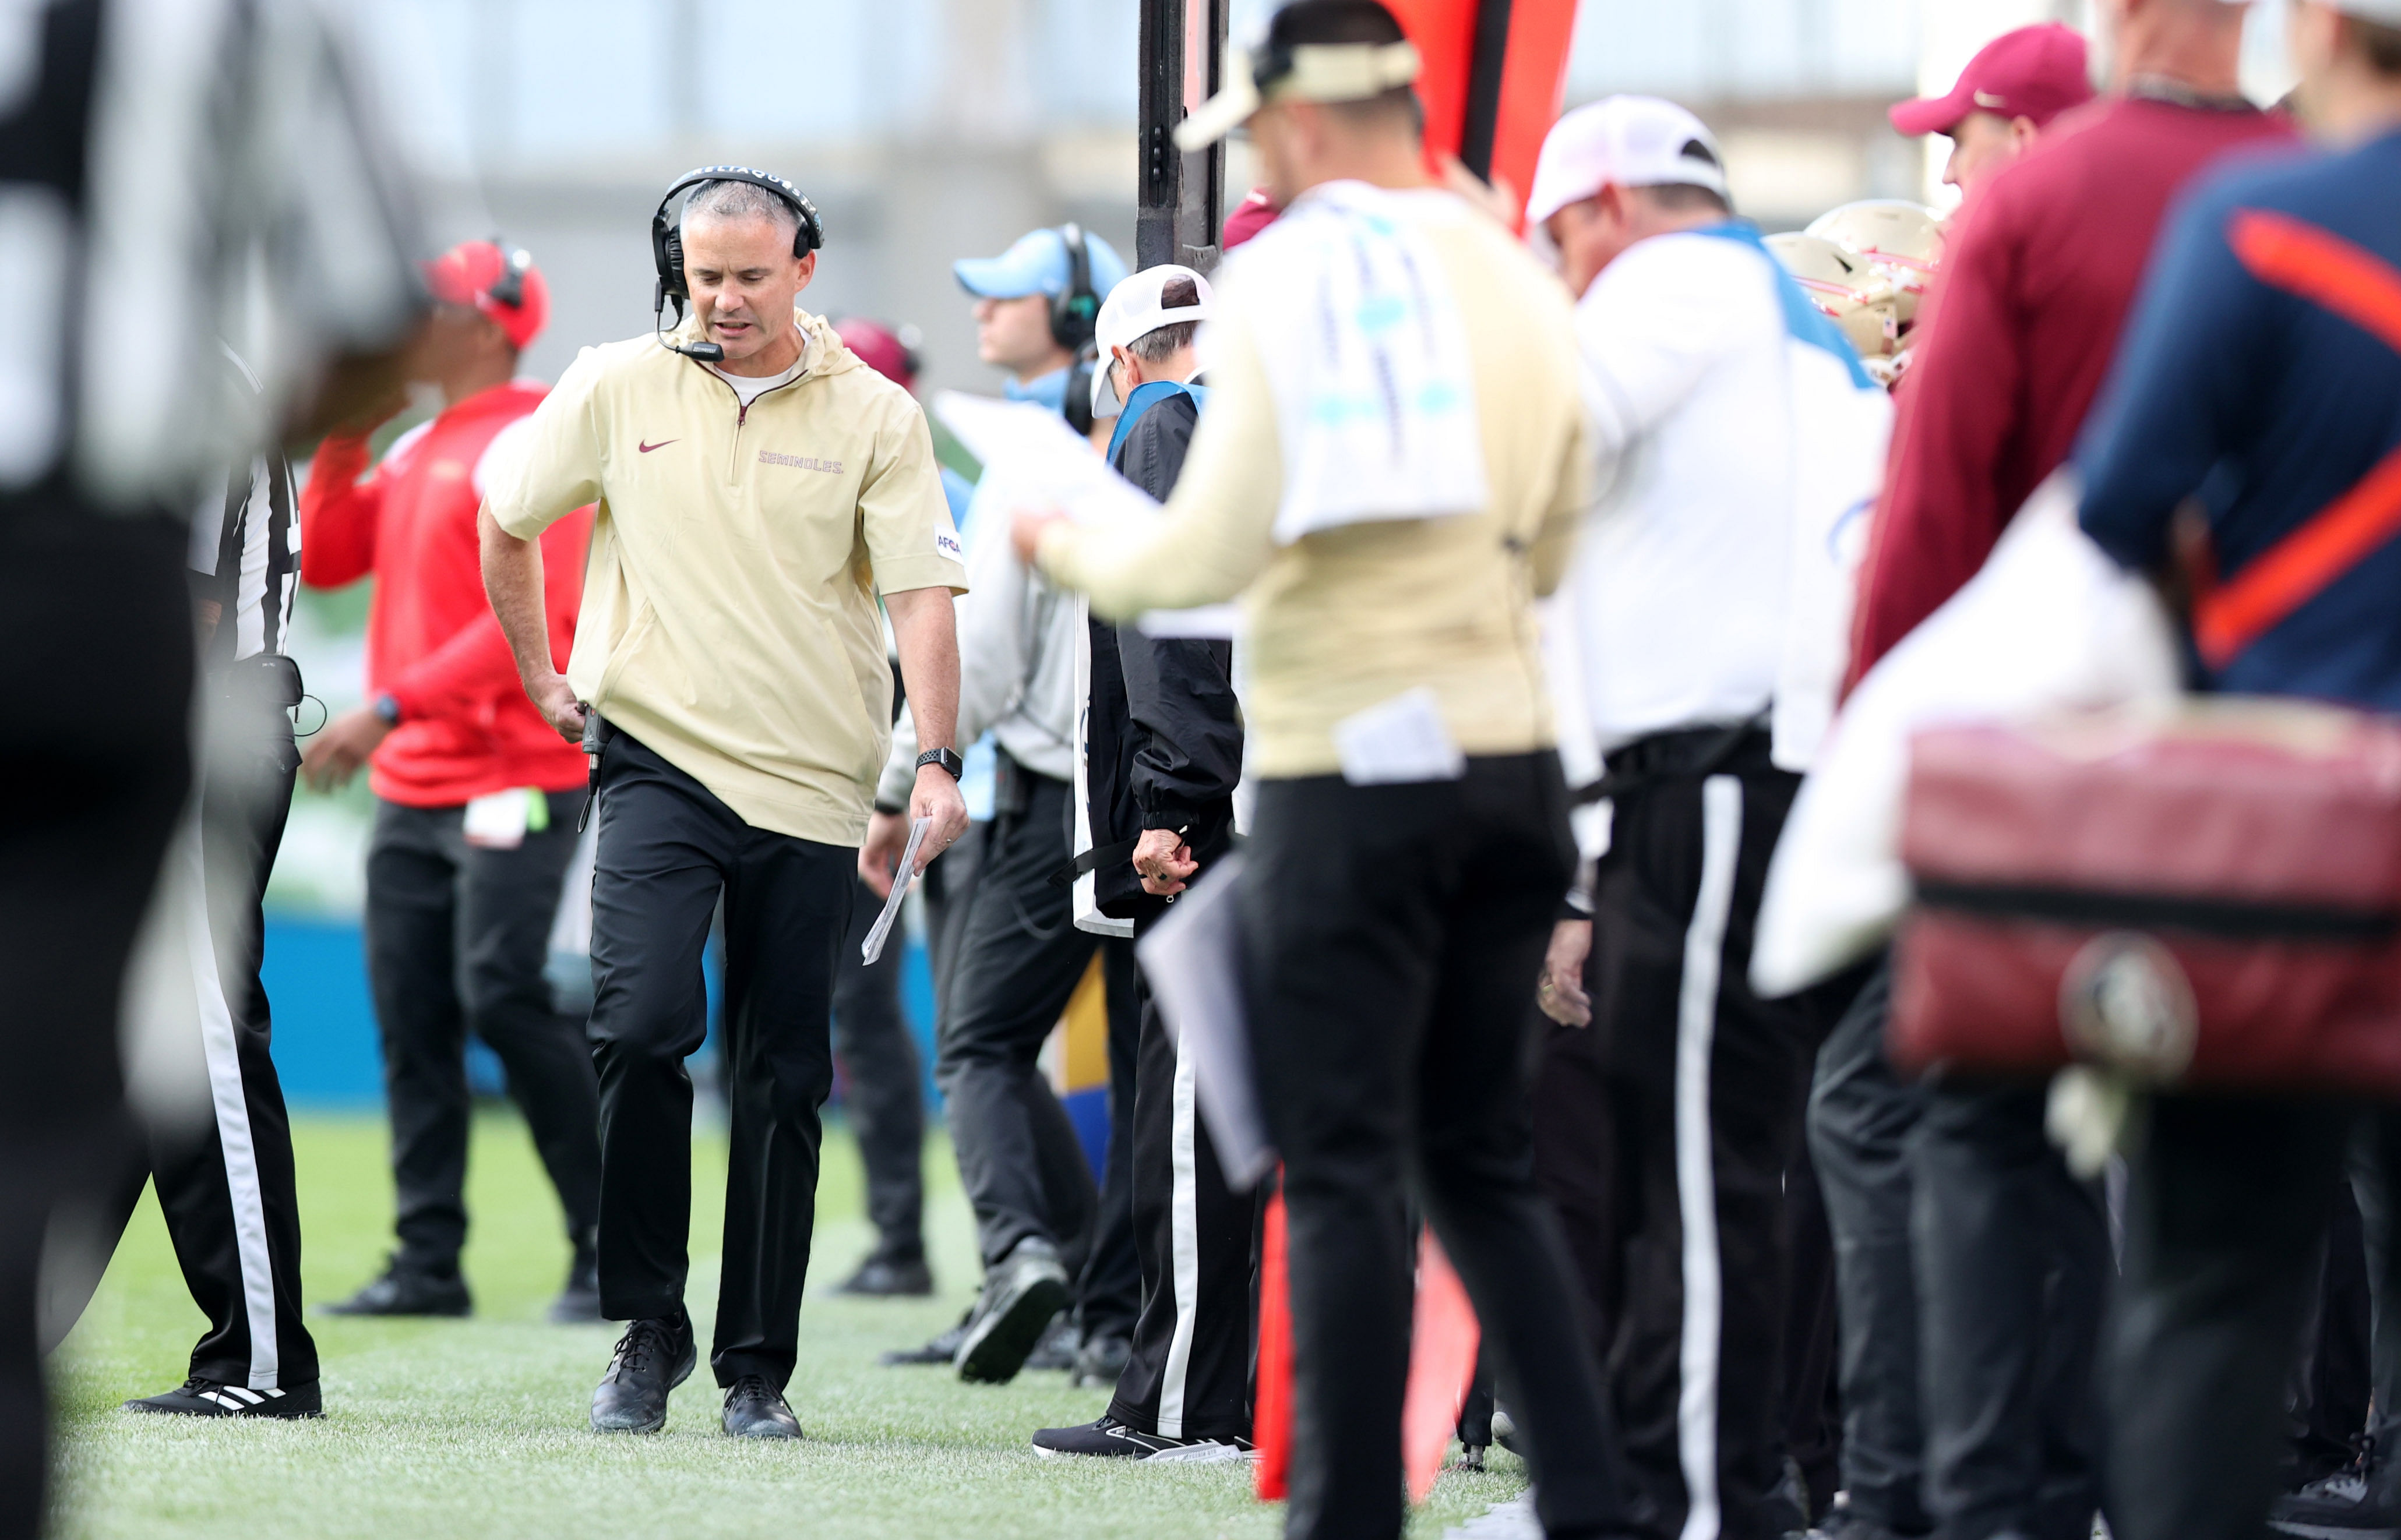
[1049, 222, 1099, 352]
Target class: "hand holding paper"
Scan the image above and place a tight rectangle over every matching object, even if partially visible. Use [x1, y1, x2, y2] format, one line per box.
[861, 816, 930, 965]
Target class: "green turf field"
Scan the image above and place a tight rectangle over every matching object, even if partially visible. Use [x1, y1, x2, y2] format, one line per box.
[50, 1111, 1528, 1538]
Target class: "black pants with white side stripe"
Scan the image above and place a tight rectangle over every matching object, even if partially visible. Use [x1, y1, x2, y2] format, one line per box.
[159, 659, 318, 1391]
[1108, 904, 1258, 1444]
[1591, 731, 1849, 1540]
[38, 659, 320, 1394]
[1245, 755, 1629, 1540]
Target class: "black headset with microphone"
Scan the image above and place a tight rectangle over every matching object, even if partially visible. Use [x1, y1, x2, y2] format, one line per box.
[650, 164, 824, 365]
[1049, 222, 1099, 352]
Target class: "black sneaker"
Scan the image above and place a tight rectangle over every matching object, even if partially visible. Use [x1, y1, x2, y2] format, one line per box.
[590, 1314, 696, 1433]
[881, 1308, 974, 1367]
[721, 1375, 802, 1440]
[124, 1377, 322, 1419]
[1031, 1415, 1254, 1463]
[834, 1255, 934, 1298]
[321, 1258, 470, 1318]
[954, 1238, 1071, 1385]
[548, 1249, 601, 1324]
[2272, 1464, 2399, 1539]
[1069, 1332, 1131, 1389]
[1023, 1312, 1080, 1372]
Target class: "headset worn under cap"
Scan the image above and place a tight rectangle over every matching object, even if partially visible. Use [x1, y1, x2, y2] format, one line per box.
[1174, 39, 1422, 151]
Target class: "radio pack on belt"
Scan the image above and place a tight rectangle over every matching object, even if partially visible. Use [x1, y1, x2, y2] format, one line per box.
[1888, 701, 2401, 1094]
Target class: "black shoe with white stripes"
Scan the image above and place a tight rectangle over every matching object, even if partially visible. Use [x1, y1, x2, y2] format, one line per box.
[124, 1377, 322, 1419]
[1031, 1415, 1253, 1462]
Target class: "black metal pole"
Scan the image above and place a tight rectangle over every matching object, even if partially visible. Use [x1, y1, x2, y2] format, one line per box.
[1137, 0, 1226, 273]
[1458, 0, 1515, 182]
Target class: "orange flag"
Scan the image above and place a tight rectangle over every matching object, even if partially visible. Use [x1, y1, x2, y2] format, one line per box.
[1403, 1230, 1483, 1503]
[1383, 0, 1581, 229]
[1254, 1179, 1293, 1502]
[1253, 1185, 1486, 1509]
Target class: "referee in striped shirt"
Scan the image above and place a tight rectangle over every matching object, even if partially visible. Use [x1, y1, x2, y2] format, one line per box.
[0, 0, 424, 1518]
[117, 351, 319, 1417]
[41, 348, 325, 1418]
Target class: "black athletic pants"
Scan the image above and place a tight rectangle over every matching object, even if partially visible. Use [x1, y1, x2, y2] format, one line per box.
[149, 660, 318, 1390]
[0, 502, 192, 1540]
[1912, 1078, 2109, 1540]
[364, 788, 600, 1276]
[1109, 905, 1258, 1443]
[41, 659, 320, 1393]
[1533, 1005, 1624, 1380]
[934, 764, 1115, 1274]
[2108, 1098, 2401, 1539]
[1807, 958, 1934, 1535]
[2289, 1175, 2372, 1486]
[1591, 733, 1843, 1540]
[833, 878, 925, 1267]
[588, 728, 852, 1389]
[1244, 755, 1628, 1540]
[1078, 938, 1144, 1342]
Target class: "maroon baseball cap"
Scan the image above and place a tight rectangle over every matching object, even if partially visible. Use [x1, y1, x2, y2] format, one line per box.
[1889, 23, 2093, 139]
[1222, 186, 1279, 252]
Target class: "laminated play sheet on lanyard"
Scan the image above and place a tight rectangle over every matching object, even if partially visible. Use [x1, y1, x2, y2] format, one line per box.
[861, 817, 931, 965]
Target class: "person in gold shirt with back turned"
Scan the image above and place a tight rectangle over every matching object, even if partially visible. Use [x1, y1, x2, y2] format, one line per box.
[1013, 4, 1633, 1536]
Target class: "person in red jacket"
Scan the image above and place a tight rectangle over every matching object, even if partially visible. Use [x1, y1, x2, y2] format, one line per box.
[299, 239, 604, 1323]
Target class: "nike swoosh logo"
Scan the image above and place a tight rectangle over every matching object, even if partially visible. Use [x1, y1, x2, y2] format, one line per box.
[638, 439, 677, 453]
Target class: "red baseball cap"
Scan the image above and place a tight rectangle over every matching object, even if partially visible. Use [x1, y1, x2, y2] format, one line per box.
[1889, 23, 2093, 139]
[419, 239, 548, 351]
[833, 317, 921, 391]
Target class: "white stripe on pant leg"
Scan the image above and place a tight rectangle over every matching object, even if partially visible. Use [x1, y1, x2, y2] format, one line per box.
[1674, 776, 1743, 1540]
[179, 824, 281, 1389]
[1156, 1037, 1203, 1439]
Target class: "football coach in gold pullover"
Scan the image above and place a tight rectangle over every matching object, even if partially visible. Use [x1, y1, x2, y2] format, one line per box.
[480, 169, 968, 1440]
[1017, 5, 1630, 1536]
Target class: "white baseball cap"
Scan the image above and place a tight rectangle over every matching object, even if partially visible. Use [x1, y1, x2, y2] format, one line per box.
[1525, 96, 1730, 229]
[1090, 265, 1214, 418]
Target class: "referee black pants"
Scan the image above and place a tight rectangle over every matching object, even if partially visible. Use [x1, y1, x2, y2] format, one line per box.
[1108, 905, 1258, 1444]
[364, 789, 600, 1277]
[1591, 733, 1848, 1540]
[588, 728, 851, 1390]
[1244, 754, 1628, 1540]
[0, 501, 191, 1540]
[43, 659, 320, 1393]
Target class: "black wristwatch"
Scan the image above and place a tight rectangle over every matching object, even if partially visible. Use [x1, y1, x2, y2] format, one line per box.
[916, 746, 964, 781]
[372, 693, 401, 726]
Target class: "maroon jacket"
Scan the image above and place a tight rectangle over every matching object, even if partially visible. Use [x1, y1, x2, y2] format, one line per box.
[1844, 96, 2293, 693]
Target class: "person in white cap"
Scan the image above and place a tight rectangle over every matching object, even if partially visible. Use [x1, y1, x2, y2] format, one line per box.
[1524, 93, 1891, 1540]
[1016, 2, 1633, 1535]
[1032, 263, 1262, 1461]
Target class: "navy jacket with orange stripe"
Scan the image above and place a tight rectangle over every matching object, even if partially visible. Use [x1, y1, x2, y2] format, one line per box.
[2080, 128, 2401, 709]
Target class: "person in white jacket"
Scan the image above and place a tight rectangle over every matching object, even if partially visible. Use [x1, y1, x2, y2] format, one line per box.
[1525, 94, 1889, 1540]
